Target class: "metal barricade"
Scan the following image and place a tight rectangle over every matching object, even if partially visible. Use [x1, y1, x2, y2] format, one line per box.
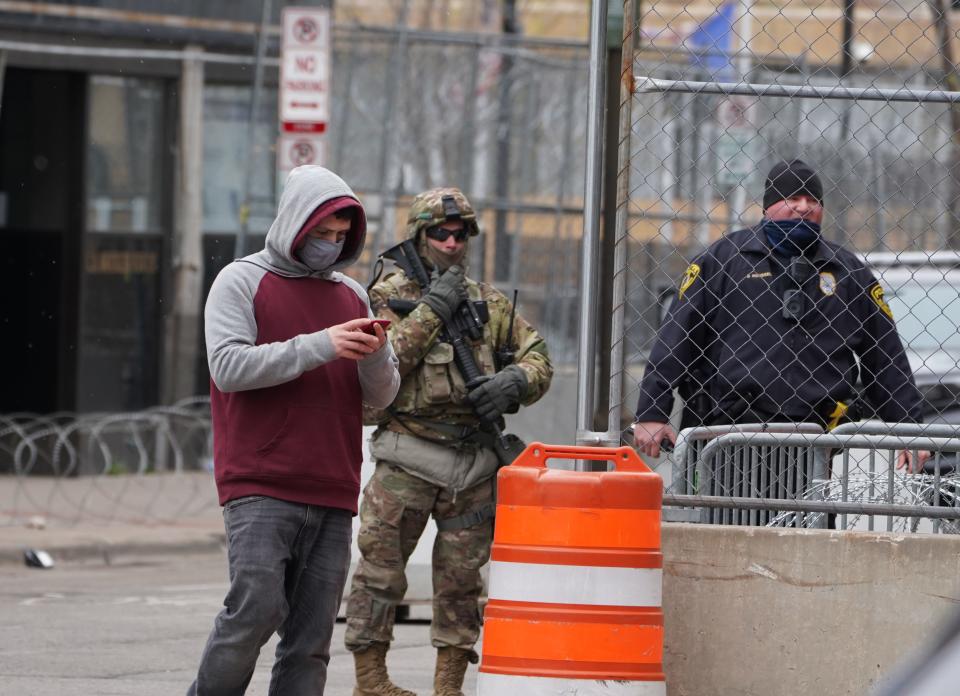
[669, 422, 824, 496]
[666, 431, 960, 533]
[663, 423, 824, 525]
[831, 421, 960, 438]
[697, 429, 829, 528]
[771, 425, 960, 533]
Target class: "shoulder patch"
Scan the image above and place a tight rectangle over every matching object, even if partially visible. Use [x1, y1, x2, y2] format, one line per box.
[678, 263, 701, 300]
[869, 283, 894, 320]
[818, 272, 837, 296]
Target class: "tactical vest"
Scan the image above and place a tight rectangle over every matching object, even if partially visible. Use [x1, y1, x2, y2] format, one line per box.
[362, 273, 497, 427]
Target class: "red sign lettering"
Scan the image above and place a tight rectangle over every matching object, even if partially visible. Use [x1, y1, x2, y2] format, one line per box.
[295, 55, 316, 73]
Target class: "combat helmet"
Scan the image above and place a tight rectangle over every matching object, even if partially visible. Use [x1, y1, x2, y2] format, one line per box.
[405, 187, 480, 240]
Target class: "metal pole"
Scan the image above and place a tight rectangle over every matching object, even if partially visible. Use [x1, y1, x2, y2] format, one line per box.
[461, 45, 483, 276]
[333, 30, 356, 170]
[235, 0, 273, 260]
[698, 431, 960, 461]
[835, 0, 858, 241]
[459, 44, 481, 193]
[636, 76, 960, 103]
[0, 30, 582, 60]
[554, 76, 578, 362]
[372, 0, 411, 258]
[589, 0, 629, 427]
[837, 0, 857, 143]
[0, 37, 281, 65]
[606, 0, 638, 444]
[868, 130, 887, 247]
[493, 0, 519, 282]
[575, 0, 609, 450]
[663, 494, 960, 519]
[728, 0, 754, 229]
[693, 93, 711, 246]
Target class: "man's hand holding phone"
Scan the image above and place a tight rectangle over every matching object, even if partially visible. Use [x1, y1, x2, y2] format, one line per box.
[327, 318, 388, 360]
[363, 319, 391, 335]
[363, 319, 390, 351]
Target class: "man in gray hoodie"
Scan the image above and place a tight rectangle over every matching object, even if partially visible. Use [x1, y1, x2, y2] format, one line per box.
[188, 166, 400, 695]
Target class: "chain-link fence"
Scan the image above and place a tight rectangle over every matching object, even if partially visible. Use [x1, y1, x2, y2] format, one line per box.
[610, 0, 960, 530]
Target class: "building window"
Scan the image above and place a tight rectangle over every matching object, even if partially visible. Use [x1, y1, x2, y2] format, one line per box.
[86, 75, 164, 233]
[203, 84, 278, 233]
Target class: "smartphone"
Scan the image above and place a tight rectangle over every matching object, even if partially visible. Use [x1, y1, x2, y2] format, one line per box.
[363, 319, 392, 335]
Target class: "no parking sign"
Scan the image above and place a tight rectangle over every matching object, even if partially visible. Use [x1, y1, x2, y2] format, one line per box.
[278, 6, 330, 181]
[280, 7, 330, 125]
[278, 132, 327, 172]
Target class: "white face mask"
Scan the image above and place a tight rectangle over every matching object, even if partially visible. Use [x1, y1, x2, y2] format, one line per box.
[299, 237, 344, 271]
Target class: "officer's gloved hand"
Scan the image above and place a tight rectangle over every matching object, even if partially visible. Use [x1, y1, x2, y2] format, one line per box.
[466, 365, 528, 422]
[420, 265, 467, 323]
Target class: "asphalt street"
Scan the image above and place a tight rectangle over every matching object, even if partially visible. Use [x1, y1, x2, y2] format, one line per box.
[0, 550, 470, 696]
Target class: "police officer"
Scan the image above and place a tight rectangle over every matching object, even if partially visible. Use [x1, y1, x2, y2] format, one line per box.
[345, 188, 553, 696]
[633, 160, 924, 470]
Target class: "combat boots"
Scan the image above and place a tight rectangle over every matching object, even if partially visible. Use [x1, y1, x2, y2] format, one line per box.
[353, 642, 417, 696]
[433, 646, 478, 696]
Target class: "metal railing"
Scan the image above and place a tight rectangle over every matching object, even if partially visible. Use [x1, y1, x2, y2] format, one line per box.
[661, 423, 960, 533]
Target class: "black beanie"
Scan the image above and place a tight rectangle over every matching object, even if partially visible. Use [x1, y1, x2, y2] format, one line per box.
[763, 159, 823, 211]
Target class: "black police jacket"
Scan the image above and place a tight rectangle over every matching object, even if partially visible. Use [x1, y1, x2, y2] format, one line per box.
[635, 225, 922, 426]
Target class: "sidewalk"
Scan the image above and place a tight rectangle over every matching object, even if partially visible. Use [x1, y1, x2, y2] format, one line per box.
[0, 471, 225, 565]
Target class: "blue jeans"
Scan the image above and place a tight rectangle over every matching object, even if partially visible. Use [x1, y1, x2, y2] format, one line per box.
[187, 496, 352, 696]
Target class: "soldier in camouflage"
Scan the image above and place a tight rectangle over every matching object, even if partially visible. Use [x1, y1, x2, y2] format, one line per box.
[345, 188, 553, 696]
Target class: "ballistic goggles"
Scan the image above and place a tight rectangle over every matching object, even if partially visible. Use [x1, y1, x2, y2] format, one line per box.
[425, 225, 470, 243]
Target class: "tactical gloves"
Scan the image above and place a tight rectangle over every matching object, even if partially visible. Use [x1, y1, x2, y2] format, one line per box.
[466, 365, 528, 422]
[420, 265, 467, 323]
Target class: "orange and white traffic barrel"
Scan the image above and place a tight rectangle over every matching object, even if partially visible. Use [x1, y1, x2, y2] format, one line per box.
[477, 442, 665, 696]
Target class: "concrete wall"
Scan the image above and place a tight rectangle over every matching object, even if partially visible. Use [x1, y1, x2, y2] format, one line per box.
[663, 524, 960, 696]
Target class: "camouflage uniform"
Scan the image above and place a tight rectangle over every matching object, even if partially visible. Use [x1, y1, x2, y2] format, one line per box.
[345, 189, 553, 655]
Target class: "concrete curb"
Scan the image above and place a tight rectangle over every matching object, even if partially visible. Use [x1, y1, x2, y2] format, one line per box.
[0, 522, 226, 567]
